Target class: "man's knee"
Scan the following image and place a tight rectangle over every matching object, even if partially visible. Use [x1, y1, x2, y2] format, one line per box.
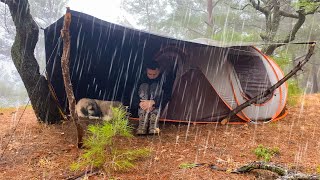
[149, 108, 160, 117]
[139, 83, 149, 99]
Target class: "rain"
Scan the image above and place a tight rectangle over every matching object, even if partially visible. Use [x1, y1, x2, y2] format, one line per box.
[0, 0, 320, 179]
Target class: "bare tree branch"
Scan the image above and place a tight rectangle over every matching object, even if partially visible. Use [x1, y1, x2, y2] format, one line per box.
[249, 0, 270, 15]
[0, 0, 13, 6]
[265, 9, 306, 54]
[229, 3, 252, 11]
[186, 27, 205, 36]
[279, 10, 299, 18]
[176, 0, 206, 13]
[212, 0, 223, 8]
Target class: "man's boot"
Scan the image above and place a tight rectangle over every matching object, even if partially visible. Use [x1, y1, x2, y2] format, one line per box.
[148, 109, 160, 134]
[136, 109, 148, 135]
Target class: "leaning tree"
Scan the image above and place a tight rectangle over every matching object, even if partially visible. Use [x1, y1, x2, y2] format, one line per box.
[248, 0, 320, 55]
[0, 0, 62, 123]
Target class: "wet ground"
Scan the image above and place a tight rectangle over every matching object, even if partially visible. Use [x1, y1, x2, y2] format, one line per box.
[1, 94, 320, 179]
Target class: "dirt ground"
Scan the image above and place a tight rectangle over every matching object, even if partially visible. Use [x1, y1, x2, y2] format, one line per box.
[1, 94, 320, 180]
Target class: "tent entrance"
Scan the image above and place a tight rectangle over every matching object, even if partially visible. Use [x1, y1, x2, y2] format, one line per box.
[228, 53, 273, 103]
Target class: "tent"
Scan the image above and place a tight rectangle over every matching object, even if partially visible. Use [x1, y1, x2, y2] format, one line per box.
[44, 10, 287, 124]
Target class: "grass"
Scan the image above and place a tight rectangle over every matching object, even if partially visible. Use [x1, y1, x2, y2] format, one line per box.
[0, 105, 33, 113]
[179, 163, 197, 169]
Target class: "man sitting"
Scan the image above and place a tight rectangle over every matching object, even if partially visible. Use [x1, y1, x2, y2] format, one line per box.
[133, 61, 172, 135]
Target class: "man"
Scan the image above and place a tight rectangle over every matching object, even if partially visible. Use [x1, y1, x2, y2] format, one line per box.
[133, 61, 172, 135]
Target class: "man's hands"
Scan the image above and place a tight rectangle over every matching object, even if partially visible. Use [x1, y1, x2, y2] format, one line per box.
[139, 100, 155, 112]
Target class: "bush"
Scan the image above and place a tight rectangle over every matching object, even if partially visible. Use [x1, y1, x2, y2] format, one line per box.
[254, 145, 280, 162]
[71, 107, 151, 172]
[287, 79, 302, 106]
[270, 51, 302, 106]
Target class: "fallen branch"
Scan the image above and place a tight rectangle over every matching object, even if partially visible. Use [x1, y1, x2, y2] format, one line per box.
[66, 168, 100, 180]
[221, 42, 316, 124]
[233, 161, 319, 180]
[233, 161, 287, 175]
[187, 161, 320, 179]
[60, 7, 84, 148]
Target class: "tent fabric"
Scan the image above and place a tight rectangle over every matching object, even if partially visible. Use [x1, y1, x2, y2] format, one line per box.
[44, 10, 287, 123]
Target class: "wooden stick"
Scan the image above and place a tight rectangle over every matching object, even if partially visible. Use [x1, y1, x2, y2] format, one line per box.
[221, 42, 316, 125]
[60, 7, 84, 148]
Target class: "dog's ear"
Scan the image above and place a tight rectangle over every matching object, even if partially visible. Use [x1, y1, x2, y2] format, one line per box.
[95, 104, 103, 118]
[80, 106, 89, 116]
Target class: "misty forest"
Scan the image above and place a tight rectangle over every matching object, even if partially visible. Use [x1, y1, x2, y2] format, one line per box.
[1, 0, 320, 179]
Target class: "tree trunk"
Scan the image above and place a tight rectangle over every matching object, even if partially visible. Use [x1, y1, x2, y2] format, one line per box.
[205, 0, 222, 38]
[1, 0, 62, 123]
[310, 32, 318, 93]
[311, 64, 319, 93]
[205, 0, 214, 37]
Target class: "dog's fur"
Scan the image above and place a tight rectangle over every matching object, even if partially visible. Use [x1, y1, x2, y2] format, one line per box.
[76, 98, 124, 121]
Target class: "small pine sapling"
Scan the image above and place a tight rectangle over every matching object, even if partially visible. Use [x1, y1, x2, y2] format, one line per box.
[71, 107, 150, 172]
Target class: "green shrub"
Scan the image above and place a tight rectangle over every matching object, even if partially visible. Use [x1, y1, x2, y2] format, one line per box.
[287, 79, 302, 106]
[254, 145, 280, 162]
[270, 51, 302, 106]
[71, 107, 151, 172]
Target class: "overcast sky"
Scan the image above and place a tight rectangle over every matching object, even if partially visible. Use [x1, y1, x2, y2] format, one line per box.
[68, 0, 134, 25]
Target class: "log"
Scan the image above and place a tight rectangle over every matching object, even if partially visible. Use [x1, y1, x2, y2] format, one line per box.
[60, 7, 84, 148]
[191, 161, 320, 179]
[233, 161, 320, 180]
[233, 161, 287, 176]
[221, 42, 316, 125]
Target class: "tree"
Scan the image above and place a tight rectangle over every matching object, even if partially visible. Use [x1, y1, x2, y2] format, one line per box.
[122, 0, 226, 39]
[0, 0, 62, 123]
[122, 0, 168, 32]
[248, 0, 320, 55]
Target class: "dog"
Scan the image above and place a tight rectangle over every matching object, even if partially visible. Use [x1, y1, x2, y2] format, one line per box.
[76, 98, 124, 121]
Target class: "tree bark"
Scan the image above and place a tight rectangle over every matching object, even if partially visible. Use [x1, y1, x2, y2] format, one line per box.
[310, 32, 318, 93]
[311, 64, 319, 93]
[263, 10, 306, 55]
[205, 0, 222, 37]
[1, 0, 62, 123]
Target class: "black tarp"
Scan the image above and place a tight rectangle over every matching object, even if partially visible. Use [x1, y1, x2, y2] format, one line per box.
[44, 10, 202, 117]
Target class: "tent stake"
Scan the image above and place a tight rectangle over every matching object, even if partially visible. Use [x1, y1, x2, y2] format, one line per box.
[221, 42, 316, 125]
[60, 7, 84, 148]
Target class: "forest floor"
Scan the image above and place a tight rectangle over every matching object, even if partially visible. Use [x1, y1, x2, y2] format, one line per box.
[1, 94, 320, 180]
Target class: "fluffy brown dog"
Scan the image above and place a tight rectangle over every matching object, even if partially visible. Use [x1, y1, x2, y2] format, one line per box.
[76, 98, 124, 121]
